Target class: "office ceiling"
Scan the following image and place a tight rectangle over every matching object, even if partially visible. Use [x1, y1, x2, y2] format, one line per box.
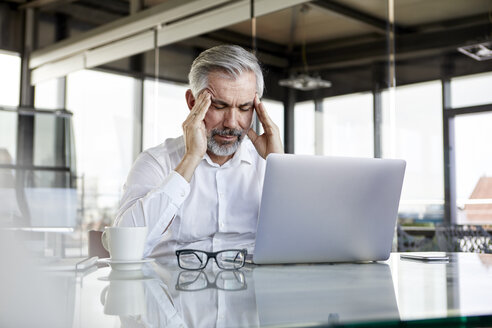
[228, 0, 492, 45]
[2, 0, 492, 100]
[6, 0, 491, 44]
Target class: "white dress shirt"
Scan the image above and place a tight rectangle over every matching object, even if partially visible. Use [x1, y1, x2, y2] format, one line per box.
[115, 136, 265, 258]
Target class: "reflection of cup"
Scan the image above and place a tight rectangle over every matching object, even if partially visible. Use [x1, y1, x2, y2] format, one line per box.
[101, 226, 147, 261]
[100, 276, 147, 316]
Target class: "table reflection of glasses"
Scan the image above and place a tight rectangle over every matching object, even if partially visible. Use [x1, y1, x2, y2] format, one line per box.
[176, 270, 247, 291]
[175, 249, 247, 270]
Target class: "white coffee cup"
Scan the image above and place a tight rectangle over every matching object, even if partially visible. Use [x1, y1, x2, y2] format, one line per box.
[101, 226, 148, 261]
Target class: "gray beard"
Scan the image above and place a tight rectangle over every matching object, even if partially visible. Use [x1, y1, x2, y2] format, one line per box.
[207, 128, 245, 157]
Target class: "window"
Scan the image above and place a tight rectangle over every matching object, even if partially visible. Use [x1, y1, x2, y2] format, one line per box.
[0, 52, 21, 107]
[0, 52, 21, 165]
[449, 72, 492, 224]
[143, 79, 189, 150]
[294, 101, 315, 155]
[382, 81, 444, 222]
[0, 111, 17, 165]
[454, 112, 492, 224]
[451, 72, 492, 108]
[322, 92, 373, 158]
[67, 70, 135, 226]
[34, 78, 62, 110]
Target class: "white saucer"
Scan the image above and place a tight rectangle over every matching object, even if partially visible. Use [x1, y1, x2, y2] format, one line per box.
[98, 271, 155, 281]
[98, 258, 155, 271]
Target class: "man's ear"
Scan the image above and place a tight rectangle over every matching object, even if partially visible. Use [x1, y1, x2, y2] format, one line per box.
[185, 89, 195, 110]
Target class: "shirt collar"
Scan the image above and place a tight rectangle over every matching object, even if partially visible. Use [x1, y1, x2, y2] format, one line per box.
[202, 137, 254, 168]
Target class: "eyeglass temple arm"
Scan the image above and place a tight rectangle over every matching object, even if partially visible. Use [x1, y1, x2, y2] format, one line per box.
[233, 249, 247, 262]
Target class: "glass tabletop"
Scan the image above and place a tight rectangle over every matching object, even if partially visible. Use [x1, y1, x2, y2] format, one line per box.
[3, 252, 492, 327]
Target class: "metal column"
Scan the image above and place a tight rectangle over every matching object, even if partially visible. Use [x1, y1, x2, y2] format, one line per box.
[131, 0, 145, 159]
[442, 79, 457, 225]
[373, 87, 382, 158]
[314, 98, 324, 155]
[283, 88, 296, 154]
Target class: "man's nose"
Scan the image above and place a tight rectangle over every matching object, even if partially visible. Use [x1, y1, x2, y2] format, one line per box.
[223, 108, 239, 129]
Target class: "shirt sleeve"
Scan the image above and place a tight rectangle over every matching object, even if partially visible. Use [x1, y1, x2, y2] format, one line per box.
[114, 152, 190, 257]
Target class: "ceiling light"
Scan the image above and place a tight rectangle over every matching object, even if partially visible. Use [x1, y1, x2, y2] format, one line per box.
[279, 5, 332, 92]
[279, 74, 332, 91]
[458, 41, 492, 61]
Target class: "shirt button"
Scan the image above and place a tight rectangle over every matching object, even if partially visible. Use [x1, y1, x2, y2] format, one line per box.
[180, 191, 185, 197]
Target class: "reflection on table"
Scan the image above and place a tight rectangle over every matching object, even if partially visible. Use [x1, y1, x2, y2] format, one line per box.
[2, 252, 492, 327]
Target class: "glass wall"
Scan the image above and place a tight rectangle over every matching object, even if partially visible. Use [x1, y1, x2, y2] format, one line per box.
[142, 79, 189, 150]
[322, 92, 373, 158]
[6, 0, 490, 243]
[67, 70, 135, 227]
[382, 81, 444, 222]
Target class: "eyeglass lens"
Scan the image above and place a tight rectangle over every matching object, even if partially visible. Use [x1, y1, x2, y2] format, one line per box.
[216, 250, 246, 269]
[178, 251, 208, 270]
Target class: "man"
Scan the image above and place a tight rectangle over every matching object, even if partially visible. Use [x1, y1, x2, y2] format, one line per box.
[115, 45, 283, 258]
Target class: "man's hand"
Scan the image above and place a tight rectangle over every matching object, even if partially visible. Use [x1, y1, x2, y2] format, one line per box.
[175, 91, 211, 182]
[247, 94, 284, 159]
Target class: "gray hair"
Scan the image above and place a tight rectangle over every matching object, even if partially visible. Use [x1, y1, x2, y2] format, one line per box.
[188, 45, 264, 97]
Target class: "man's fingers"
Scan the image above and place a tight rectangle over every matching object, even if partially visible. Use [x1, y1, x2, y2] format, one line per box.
[186, 91, 210, 124]
[254, 94, 280, 135]
[191, 91, 209, 114]
[247, 128, 259, 143]
[254, 94, 274, 127]
[195, 92, 211, 120]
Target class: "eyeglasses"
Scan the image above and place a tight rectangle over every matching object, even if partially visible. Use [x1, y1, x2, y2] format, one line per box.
[175, 249, 247, 270]
[176, 270, 246, 291]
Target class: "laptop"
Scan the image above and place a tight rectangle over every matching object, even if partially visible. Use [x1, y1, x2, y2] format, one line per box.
[251, 154, 406, 264]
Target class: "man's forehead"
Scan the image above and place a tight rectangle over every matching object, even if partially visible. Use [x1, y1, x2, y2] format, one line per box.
[211, 97, 254, 106]
[206, 71, 256, 104]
